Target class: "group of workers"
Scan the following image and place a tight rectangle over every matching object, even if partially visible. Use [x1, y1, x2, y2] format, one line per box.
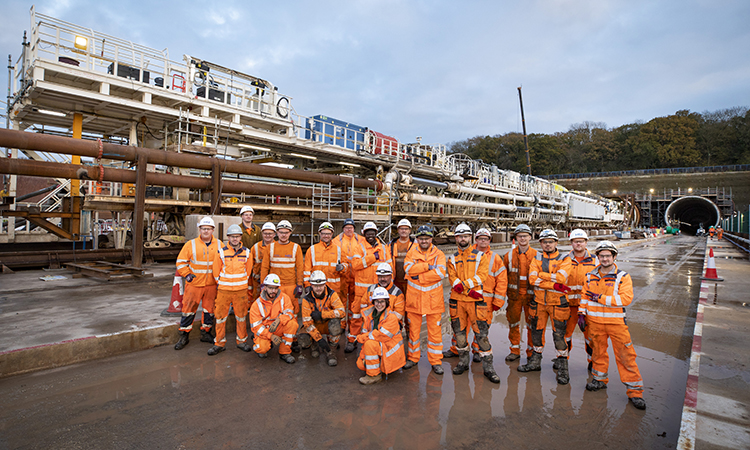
[174, 206, 646, 410]
[708, 225, 723, 240]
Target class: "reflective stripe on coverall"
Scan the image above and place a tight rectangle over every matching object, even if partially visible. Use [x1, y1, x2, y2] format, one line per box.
[304, 241, 344, 293]
[261, 241, 304, 314]
[365, 282, 405, 325]
[176, 237, 221, 333]
[249, 241, 270, 306]
[528, 250, 573, 357]
[447, 246, 491, 356]
[301, 286, 346, 344]
[503, 246, 538, 356]
[390, 238, 415, 294]
[357, 306, 405, 376]
[348, 239, 393, 342]
[249, 291, 297, 355]
[564, 249, 597, 361]
[212, 245, 253, 347]
[404, 243, 446, 366]
[336, 232, 364, 333]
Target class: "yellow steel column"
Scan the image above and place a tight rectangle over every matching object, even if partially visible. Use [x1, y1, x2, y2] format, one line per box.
[71, 113, 83, 196]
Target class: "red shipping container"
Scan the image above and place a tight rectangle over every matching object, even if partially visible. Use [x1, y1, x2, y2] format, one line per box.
[367, 130, 403, 159]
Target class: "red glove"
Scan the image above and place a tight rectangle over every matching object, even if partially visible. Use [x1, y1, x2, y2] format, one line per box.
[492, 303, 501, 312]
[577, 314, 586, 332]
[452, 283, 464, 294]
[468, 289, 483, 300]
[553, 283, 571, 294]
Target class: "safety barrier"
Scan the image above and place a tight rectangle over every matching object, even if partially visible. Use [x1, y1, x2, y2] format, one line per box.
[545, 164, 750, 180]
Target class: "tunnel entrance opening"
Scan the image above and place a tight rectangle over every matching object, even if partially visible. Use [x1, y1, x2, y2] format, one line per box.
[665, 196, 720, 235]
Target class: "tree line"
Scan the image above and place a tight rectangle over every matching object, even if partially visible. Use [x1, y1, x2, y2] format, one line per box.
[449, 107, 750, 176]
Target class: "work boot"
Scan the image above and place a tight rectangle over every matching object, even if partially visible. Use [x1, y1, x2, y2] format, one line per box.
[505, 353, 520, 362]
[473, 353, 482, 363]
[630, 397, 647, 410]
[237, 342, 252, 352]
[442, 350, 458, 358]
[257, 352, 268, 359]
[311, 342, 320, 358]
[279, 354, 296, 364]
[432, 364, 444, 375]
[207, 345, 225, 356]
[174, 331, 189, 350]
[556, 358, 570, 385]
[403, 360, 417, 370]
[345, 341, 357, 353]
[453, 351, 471, 375]
[587, 361, 593, 372]
[517, 352, 542, 372]
[359, 373, 383, 385]
[200, 329, 214, 343]
[586, 379, 607, 391]
[552, 357, 561, 370]
[291, 341, 301, 353]
[327, 351, 338, 367]
[482, 355, 501, 384]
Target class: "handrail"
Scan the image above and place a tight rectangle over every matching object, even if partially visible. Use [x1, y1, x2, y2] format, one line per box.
[544, 164, 750, 180]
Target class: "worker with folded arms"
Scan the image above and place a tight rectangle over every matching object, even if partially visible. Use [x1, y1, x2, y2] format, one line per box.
[520, 229, 573, 385]
[239, 205, 261, 250]
[580, 241, 646, 410]
[174, 216, 221, 350]
[208, 224, 253, 356]
[299, 270, 345, 367]
[356, 286, 405, 385]
[249, 274, 298, 364]
[502, 224, 539, 362]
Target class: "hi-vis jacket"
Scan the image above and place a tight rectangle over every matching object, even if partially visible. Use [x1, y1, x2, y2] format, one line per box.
[566, 250, 597, 307]
[528, 250, 572, 306]
[304, 241, 345, 291]
[336, 232, 364, 285]
[447, 246, 489, 302]
[404, 244, 447, 315]
[580, 263, 634, 325]
[212, 245, 253, 291]
[359, 306, 405, 375]
[482, 249, 508, 309]
[176, 237, 222, 286]
[261, 241, 304, 288]
[350, 239, 393, 298]
[301, 286, 346, 341]
[503, 246, 537, 301]
[365, 282, 405, 323]
[249, 290, 296, 340]
[250, 241, 270, 285]
[390, 237, 415, 285]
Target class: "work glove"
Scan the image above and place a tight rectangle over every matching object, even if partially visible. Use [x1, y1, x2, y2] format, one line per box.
[411, 275, 419, 281]
[317, 338, 331, 353]
[584, 290, 601, 303]
[428, 264, 436, 271]
[553, 283, 571, 294]
[271, 335, 282, 347]
[185, 274, 195, 283]
[356, 334, 367, 344]
[335, 263, 345, 272]
[294, 285, 303, 298]
[269, 317, 281, 333]
[577, 314, 586, 332]
[468, 289, 483, 300]
[311, 311, 323, 322]
[492, 303, 501, 312]
[252, 273, 261, 281]
[452, 282, 465, 294]
[373, 251, 381, 260]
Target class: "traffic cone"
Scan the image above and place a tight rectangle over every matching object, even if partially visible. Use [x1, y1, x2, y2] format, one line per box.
[701, 248, 724, 281]
[163, 270, 185, 315]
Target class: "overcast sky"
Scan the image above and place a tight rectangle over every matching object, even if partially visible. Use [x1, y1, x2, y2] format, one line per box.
[1, 0, 749, 146]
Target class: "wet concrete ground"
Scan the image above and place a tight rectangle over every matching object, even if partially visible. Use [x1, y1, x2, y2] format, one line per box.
[0, 236, 704, 449]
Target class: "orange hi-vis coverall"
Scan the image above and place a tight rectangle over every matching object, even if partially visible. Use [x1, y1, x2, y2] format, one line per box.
[404, 243, 447, 366]
[564, 249, 597, 362]
[176, 237, 221, 333]
[212, 245, 253, 347]
[528, 250, 573, 358]
[304, 240, 345, 294]
[249, 240, 270, 307]
[261, 241, 304, 314]
[447, 246, 491, 356]
[503, 246, 538, 357]
[348, 239, 393, 342]
[249, 290, 297, 355]
[336, 232, 364, 329]
[580, 264, 644, 399]
[390, 237, 415, 294]
[357, 306, 405, 376]
[301, 286, 346, 345]
[365, 282, 405, 326]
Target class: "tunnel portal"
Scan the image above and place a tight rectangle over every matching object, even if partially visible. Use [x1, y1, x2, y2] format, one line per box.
[665, 195, 720, 234]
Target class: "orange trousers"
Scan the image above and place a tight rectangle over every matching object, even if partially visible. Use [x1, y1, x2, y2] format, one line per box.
[179, 284, 216, 333]
[357, 340, 384, 376]
[214, 290, 249, 347]
[447, 300, 492, 355]
[347, 292, 368, 342]
[279, 285, 300, 315]
[506, 298, 544, 357]
[563, 305, 591, 362]
[527, 302, 569, 357]
[588, 321, 644, 398]
[406, 312, 443, 366]
[253, 320, 298, 355]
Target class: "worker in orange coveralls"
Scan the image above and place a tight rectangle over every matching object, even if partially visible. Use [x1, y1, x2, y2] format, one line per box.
[402, 225, 447, 375]
[261, 220, 304, 319]
[580, 240, 646, 410]
[357, 286, 405, 385]
[299, 270, 345, 366]
[389, 218, 415, 295]
[249, 222, 276, 307]
[174, 216, 221, 350]
[208, 224, 253, 356]
[336, 218, 364, 346]
[364, 263, 405, 328]
[249, 274, 298, 364]
[520, 229, 573, 386]
[502, 224, 539, 362]
[304, 221, 346, 297]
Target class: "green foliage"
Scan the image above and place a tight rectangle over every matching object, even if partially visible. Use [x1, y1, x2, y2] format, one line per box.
[448, 107, 749, 174]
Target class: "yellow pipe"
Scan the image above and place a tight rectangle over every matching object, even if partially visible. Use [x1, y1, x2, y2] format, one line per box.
[71, 113, 83, 196]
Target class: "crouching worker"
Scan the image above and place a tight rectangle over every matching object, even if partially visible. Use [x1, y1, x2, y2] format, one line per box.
[249, 274, 298, 364]
[300, 270, 345, 366]
[356, 287, 406, 385]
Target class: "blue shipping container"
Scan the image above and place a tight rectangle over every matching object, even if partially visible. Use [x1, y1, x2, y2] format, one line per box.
[306, 115, 365, 150]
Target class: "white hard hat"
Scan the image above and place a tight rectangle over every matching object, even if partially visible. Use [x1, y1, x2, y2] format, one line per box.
[318, 222, 334, 232]
[569, 229, 588, 240]
[240, 206, 254, 215]
[475, 228, 492, 238]
[226, 224, 243, 235]
[594, 240, 618, 256]
[513, 224, 532, 236]
[277, 220, 292, 230]
[375, 263, 393, 275]
[539, 229, 559, 241]
[397, 218, 412, 229]
[455, 223, 472, 236]
[261, 222, 276, 232]
[309, 270, 327, 285]
[263, 274, 281, 287]
[198, 216, 215, 228]
[362, 221, 378, 233]
[371, 286, 390, 300]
